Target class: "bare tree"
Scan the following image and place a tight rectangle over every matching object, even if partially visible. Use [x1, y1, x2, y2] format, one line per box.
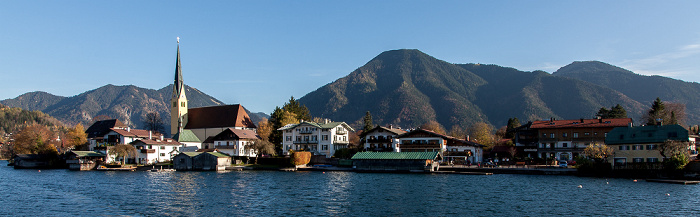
[142, 112, 165, 135]
[109, 144, 137, 165]
[584, 143, 614, 163]
[245, 139, 275, 164]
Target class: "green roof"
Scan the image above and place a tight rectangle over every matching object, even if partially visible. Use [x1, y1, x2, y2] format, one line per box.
[605, 124, 689, 145]
[172, 130, 201, 143]
[181, 152, 202, 157]
[70, 151, 105, 157]
[351, 152, 441, 160]
[206, 152, 230, 158]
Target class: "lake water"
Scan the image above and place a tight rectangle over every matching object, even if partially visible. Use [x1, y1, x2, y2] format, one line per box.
[1, 163, 699, 216]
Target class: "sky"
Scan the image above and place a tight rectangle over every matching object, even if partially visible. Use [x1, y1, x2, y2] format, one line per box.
[2, 1, 700, 114]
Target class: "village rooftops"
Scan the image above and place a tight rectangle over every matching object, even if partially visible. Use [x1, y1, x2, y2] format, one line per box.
[530, 118, 633, 129]
[85, 119, 127, 139]
[185, 104, 257, 129]
[277, 120, 355, 132]
[360, 125, 407, 138]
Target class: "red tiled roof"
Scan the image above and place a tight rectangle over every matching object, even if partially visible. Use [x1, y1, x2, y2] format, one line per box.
[110, 128, 159, 138]
[185, 104, 257, 129]
[530, 118, 632, 129]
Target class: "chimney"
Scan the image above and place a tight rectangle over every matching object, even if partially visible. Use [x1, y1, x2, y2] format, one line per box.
[599, 118, 603, 123]
[389, 125, 393, 129]
[466, 135, 470, 141]
[127, 127, 131, 132]
[300, 119, 304, 123]
[580, 118, 584, 123]
[656, 119, 663, 126]
[160, 134, 164, 140]
[149, 131, 152, 140]
[628, 122, 633, 128]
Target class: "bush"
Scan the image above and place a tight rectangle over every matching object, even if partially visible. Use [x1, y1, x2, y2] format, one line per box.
[664, 154, 689, 170]
[291, 151, 311, 166]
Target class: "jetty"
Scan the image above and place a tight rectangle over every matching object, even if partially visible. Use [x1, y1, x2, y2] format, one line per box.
[646, 179, 700, 185]
[96, 166, 136, 171]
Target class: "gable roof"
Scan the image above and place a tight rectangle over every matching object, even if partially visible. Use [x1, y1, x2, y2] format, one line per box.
[605, 124, 689, 145]
[351, 151, 442, 160]
[360, 126, 407, 137]
[110, 128, 155, 138]
[179, 152, 202, 157]
[185, 104, 257, 129]
[277, 121, 355, 132]
[202, 152, 230, 158]
[69, 151, 106, 158]
[172, 129, 201, 143]
[398, 128, 483, 147]
[530, 118, 632, 129]
[85, 119, 127, 138]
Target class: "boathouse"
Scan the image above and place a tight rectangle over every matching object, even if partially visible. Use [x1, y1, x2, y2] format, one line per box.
[174, 151, 231, 171]
[65, 151, 105, 171]
[351, 152, 442, 172]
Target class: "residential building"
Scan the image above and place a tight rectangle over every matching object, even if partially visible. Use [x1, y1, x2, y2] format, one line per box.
[360, 125, 406, 152]
[512, 122, 539, 158]
[210, 128, 260, 157]
[397, 128, 483, 163]
[605, 124, 694, 166]
[278, 120, 355, 158]
[130, 138, 183, 165]
[530, 118, 633, 161]
[85, 119, 127, 150]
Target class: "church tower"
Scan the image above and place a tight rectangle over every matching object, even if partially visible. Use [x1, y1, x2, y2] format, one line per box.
[171, 38, 188, 136]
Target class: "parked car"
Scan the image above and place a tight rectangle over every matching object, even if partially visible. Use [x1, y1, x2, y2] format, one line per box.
[558, 160, 568, 168]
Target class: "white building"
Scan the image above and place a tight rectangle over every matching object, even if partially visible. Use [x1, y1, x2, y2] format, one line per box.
[130, 138, 183, 165]
[360, 126, 406, 152]
[397, 129, 483, 163]
[278, 120, 355, 158]
[210, 128, 260, 157]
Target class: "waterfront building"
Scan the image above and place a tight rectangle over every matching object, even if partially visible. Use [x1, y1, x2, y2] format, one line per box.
[278, 119, 355, 158]
[512, 122, 539, 158]
[605, 124, 696, 166]
[172, 129, 202, 152]
[351, 151, 442, 172]
[173, 151, 231, 171]
[65, 151, 105, 171]
[397, 128, 483, 163]
[169, 40, 257, 144]
[85, 119, 128, 150]
[360, 125, 406, 152]
[530, 118, 633, 161]
[130, 138, 183, 165]
[210, 128, 260, 157]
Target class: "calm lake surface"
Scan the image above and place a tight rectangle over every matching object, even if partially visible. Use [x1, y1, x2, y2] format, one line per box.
[1, 163, 699, 216]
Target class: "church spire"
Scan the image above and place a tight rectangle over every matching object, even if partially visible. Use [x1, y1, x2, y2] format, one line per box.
[171, 37, 188, 136]
[174, 37, 184, 98]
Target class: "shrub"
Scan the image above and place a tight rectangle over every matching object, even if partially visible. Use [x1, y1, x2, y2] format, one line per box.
[291, 151, 311, 166]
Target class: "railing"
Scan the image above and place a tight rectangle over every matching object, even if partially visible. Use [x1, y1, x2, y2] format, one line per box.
[367, 138, 392, 143]
[298, 130, 314, 134]
[334, 140, 349, 144]
[336, 129, 347, 135]
[140, 149, 155, 153]
[215, 145, 237, 149]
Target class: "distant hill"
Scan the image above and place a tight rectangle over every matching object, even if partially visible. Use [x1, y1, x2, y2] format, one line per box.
[299, 49, 659, 129]
[553, 61, 700, 124]
[0, 103, 65, 135]
[1, 84, 266, 135]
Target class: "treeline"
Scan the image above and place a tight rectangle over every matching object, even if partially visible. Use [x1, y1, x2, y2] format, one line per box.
[0, 104, 65, 136]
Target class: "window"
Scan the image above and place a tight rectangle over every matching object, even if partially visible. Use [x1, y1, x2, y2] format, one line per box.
[173, 102, 177, 107]
[647, 158, 658, 163]
[646, 144, 658, 150]
[634, 145, 643, 150]
[181, 102, 186, 107]
[562, 143, 568, 148]
[542, 133, 547, 138]
[322, 135, 329, 141]
[296, 136, 301, 141]
[573, 133, 579, 138]
[160, 153, 165, 157]
[584, 132, 590, 136]
[633, 158, 644, 163]
[562, 133, 568, 138]
[160, 146, 165, 149]
[286, 136, 292, 141]
[322, 145, 328, 150]
[550, 133, 555, 138]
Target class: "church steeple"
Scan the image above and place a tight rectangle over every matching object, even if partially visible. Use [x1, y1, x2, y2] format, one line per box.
[171, 37, 188, 136]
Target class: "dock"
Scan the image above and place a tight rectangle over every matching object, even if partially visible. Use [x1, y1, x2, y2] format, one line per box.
[432, 171, 493, 175]
[646, 179, 700, 185]
[96, 166, 136, 171]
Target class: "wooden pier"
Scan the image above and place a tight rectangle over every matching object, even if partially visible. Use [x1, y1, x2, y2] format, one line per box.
[646, 179, 700, 185]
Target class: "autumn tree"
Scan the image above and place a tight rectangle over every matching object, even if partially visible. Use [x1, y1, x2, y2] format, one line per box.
[659, 140, 690, 170]
[269, 96, 312, 153]
[583, 143, 613, 163]
[363, 111, 374, 132]
[256, 118, 272, 142]
[109, 144, 137, 165]
[448, 125, 466, 139]
[468, 122, 495, 148]
[245, 139, 275, 164]
[420, 120, 446, 135]
[63, 123, 88, 152]
[12, 124, 59, 155]
[142, 112, 165, 135]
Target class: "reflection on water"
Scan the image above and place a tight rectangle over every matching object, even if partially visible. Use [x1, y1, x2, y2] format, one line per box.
[1, 163, 699, 216]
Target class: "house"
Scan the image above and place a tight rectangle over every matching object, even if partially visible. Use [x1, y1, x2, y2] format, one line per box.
[172, 129, 202, 152]
[512, 122, 539, 158]
[65, 151, 105, 170]
[210, 128, 260, 157]
[169, 41, 257, 143]
[605, 124, 694, 166]
[397, 128, 483, 163]
[130, 138, 183, 165]
[351, 152, 442, 172]
[530, 118, 633, 161]
[85, 119, 127, 150]
[278, 119, 355, 158]
[360, 125, 406, 152]
[173, 151, 231, 171]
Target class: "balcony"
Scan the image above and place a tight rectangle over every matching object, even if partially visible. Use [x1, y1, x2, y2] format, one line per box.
[336, 129, 348, 135]
[367, 138, 392, 143]
[298, 130, 314, 134]
[140, 149, 155, 153]
[293, 140, 319, 144]
[334, 140, 349, 144]
[215, 145, 237, 149]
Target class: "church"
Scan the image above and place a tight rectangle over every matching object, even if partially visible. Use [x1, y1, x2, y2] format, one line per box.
[170, 39, 258, 150]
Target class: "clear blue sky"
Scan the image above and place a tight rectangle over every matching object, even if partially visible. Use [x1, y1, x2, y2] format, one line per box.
[2, 1, 700, 114]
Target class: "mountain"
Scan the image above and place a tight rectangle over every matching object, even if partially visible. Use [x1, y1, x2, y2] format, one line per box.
[1, 84, 266, 134]
[0, 103, 65, 135]
[553, 61, 700, 124]
[299, 49, 652, 129]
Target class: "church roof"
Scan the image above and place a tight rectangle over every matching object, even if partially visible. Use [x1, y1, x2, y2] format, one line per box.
[173, 43, 184, 98]
[185, 104, 257, 129]
[172, 129, 201, 143]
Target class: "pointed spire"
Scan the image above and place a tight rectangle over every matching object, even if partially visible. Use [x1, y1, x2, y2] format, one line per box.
[174, 38, 184, 98]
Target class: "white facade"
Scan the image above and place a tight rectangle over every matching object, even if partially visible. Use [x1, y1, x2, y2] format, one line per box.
[213, 139, 257, 157]
[279, 121, 354, 158]
[133, 142, 181, 165]
[362, 127, 404, 152]
[445, 145, 483, 163]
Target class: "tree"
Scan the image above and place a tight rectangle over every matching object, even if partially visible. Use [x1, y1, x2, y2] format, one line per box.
[468, 122, 495, 148]
[583, 143, 613, 163]
[363, 111, 374, 132]
[643, 98, 685, 126]
[256, 118, 272, 142]
[597, 104, 628, 119]
[646, 97, 666, 125]
[269, 97, 312, 153]
[448, 125, 466, 139]
[245, 139, 275, 164]
[142, 112, 165, 135]
[282, 96, 311, 121]
[64, 123, 87, 152]
[109, 144, 137, 165]
[420, 120, 446, 135]
[659, 140, 690, 170]
[505, 118, 521, 139]
[13, 124, 59, 155]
